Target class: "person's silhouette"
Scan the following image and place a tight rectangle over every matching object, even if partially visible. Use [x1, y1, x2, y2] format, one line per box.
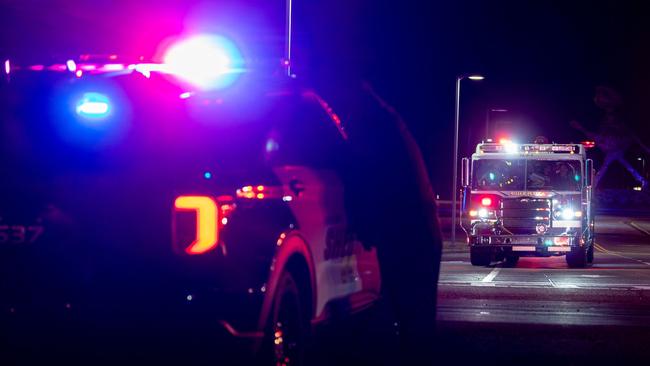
[342, 81, 442, 363]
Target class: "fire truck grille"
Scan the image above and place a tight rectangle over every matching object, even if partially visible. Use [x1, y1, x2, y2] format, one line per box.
[499, 198, 550, 234]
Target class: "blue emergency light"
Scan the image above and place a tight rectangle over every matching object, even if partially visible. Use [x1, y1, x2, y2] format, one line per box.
[76, 92, 110, 118]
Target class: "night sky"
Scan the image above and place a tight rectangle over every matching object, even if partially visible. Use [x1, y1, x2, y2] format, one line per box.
[1, 0, 649, 196]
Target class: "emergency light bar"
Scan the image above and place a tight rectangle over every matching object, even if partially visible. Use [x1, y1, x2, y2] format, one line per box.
[162, 34, 245, 90]
[477, 143, 584, 155]
[4, 34, 246, 91]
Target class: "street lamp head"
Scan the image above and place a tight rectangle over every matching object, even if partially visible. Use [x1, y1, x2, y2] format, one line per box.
[468, 75, 485, 80]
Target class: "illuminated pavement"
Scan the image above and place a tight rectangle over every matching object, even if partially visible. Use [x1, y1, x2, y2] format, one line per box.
[438, 215, 650, 326]
[433, 215, 650, 363]
[312, 216, 650, 365]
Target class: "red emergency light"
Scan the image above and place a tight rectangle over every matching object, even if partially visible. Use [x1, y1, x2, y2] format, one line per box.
[581, 141, 596, 149]
[467, 194, 499, 219]
[477, 195, 499, 208]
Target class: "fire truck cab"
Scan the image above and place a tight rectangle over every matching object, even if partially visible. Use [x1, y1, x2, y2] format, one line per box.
[460, 141, 595, 268]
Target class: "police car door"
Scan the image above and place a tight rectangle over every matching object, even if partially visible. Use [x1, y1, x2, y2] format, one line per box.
[269, 92, 380, 319]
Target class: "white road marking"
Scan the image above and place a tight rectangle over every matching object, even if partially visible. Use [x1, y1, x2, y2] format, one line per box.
[470, 282, 497, 287]
[546, 277, 557, 288]
[579, 275, 612, 278]
[481, 267, 501, 283]
[439, 280, 650, 291]
[543, 273, 574, 288]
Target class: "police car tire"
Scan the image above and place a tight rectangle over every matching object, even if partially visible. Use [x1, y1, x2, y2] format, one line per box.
[470, 248, 492, 266]
[264, 270, 309, 366]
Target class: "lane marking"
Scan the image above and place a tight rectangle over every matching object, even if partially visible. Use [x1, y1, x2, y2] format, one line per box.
[594, 243, 650, 256]
[471, 282, 497, 287]
[580, 275, 612, 278]
[439, 280, 650, 291]
[481, 267, 501, 283]
[543, 273, 560, 288]
[628, 221, 650, 237]
[595, 243, 610, 253]
[595, 242, 650, 266]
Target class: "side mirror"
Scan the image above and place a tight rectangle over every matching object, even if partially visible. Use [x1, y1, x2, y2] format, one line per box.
[461, 186, 471, 213]
[585, 159, 594, 187]
[461, 158, 470, 187]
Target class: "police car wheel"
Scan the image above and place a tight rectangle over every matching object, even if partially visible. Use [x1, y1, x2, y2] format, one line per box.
[268, 271, 309, 366]
[470, 247, 492, 266]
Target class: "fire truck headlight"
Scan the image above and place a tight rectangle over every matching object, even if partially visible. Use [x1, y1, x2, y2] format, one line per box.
[503, 141, 519, 154]
[478, 208, 489, 218]
[561, 208, 575, 220]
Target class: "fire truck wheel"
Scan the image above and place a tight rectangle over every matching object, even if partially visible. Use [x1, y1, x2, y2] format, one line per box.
[470, 247, 492, 266]
[587, 244, 594, 263]
[566, 246, 589, 268]
[504, 255, 519, 267]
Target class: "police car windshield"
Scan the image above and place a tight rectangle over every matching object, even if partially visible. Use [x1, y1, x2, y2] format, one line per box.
[473, 159, 582, 191]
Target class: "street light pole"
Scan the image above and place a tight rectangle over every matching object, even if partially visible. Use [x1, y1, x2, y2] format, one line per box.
[451, 76, 462, 248]
[452, 74, 484, 247]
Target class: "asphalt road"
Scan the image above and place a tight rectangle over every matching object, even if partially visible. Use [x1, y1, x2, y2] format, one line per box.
[434, 215, 650, 364]
[312, 215, 650, 365]
[5, 215, 649, 365]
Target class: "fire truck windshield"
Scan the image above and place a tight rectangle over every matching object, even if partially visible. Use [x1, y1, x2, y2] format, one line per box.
[473, 159, 582, 191]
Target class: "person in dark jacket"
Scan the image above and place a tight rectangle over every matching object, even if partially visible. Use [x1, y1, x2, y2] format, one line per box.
[342, 81, 443, 364]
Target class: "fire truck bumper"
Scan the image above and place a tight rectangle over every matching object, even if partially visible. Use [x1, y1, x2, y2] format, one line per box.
[468, 234, 585, 256]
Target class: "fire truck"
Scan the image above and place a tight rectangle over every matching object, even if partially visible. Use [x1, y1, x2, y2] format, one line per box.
[460, 140, 595, 268]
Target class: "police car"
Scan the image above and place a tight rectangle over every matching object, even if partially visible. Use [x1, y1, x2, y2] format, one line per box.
[0, 38, 382, 364]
